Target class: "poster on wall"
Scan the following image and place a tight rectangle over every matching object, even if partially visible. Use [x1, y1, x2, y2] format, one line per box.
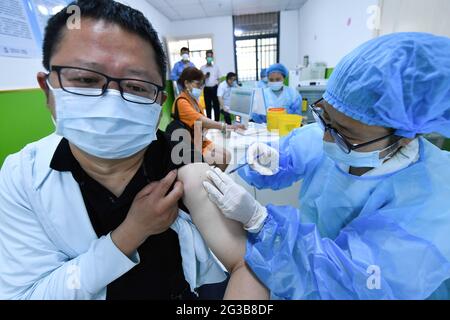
[28, 0, 70, 44]
[0, 0, 39, 58]
[0, 0, 69, 58]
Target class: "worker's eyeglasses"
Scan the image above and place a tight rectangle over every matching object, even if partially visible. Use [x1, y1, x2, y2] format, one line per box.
[47, 65, 165, 105]
[309, 98, 395, 154]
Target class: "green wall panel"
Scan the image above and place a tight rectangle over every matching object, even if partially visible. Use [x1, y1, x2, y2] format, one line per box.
[0, 89, 53, 167]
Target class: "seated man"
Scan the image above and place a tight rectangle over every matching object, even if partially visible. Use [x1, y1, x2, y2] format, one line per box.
[0, 0, 225, 300]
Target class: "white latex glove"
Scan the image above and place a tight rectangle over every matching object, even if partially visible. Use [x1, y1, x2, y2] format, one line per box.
[246, 142, 280, 176]
[224, 106, 231, 112]
[203, 167, 268, 233]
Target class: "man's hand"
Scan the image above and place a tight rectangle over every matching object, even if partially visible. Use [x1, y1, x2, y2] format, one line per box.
[111, 170, 184, 257]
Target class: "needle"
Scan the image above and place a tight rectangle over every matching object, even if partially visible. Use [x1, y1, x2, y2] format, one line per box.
[228, 154, 262, 174]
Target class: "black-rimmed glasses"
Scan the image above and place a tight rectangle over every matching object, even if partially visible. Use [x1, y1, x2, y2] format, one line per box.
[310, 98, 395, 154]
[48, 65, 165, 105]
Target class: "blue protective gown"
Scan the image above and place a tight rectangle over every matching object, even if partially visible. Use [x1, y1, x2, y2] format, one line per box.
[239, 124, 450, 299]
[256, 80, 268, 89]
[251, 86, 302, 124]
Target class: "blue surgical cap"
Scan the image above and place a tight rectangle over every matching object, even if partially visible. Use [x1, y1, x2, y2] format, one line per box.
[260, 68, 267, 78]
[267, 63, 288, 78]
[324, 32, 450, 138]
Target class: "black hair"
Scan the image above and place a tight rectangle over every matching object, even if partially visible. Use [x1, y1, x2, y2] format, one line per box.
[180, 47, 190, 53]
[226, 72, 237, 81]
[177, 67, 204, 89]
[206, 50, 213, 56]
[43, 0, 167, 84]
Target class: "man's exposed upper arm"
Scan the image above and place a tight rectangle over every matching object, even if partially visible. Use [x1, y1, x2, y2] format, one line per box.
[177, 163, 246, 271]
[178, 163, 211, 210]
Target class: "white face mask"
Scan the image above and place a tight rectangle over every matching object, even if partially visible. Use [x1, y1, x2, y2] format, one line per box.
[323, 141, 398, 168]
[48, 83, 161, 159]
[182, 53, 190, 61]
[268, 81, 283, 92]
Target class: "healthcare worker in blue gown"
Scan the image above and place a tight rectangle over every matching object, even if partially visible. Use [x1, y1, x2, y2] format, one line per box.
[251, 63, 302, 123]
[203, 33, 450, 299]
[255, 68, 268, 89]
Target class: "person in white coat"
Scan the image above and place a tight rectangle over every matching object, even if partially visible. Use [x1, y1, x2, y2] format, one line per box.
[0, 0, 225, 300]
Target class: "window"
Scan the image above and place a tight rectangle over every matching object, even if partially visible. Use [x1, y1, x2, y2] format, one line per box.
[167, 38, 213, 71]
[233, 12, 279, 82]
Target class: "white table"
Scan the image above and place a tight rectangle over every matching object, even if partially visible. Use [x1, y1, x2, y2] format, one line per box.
[206, 123, 301, 207]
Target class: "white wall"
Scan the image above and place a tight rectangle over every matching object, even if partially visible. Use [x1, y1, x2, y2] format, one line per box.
[2, 0, 389, 90]
[168, 16, 235, 76]
[298, 0, 378, 68]
[0, 57, 43, 91]
[380, 0, 450, 38]
[116, 0, 171, 39]
[280, 10, 300, 71]
[167, 11, 302, 76]
[0, 0, 171, 91]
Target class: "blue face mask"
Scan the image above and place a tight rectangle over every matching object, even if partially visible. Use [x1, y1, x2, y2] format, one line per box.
[190, 87, 202, 99]
[49, 84, 161, 159]
[262, 77, 268, 83]
[268, 81, 284, 92]
[323, 141, 398, 168]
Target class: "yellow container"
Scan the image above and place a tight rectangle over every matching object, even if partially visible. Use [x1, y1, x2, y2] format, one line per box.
[267, 108, 287, 131]
[278, 114, 303, 136]
[302, 98, 309, 113]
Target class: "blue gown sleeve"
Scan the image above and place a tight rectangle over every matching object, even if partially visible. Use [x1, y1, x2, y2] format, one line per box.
[251, 113, 267, 123]
[238, 123, 324, 190]
[287, 93, 303, 116]
[245, 204, 450, 300]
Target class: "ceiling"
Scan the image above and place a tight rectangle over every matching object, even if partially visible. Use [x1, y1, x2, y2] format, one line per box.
[146, 0, 308, 21]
